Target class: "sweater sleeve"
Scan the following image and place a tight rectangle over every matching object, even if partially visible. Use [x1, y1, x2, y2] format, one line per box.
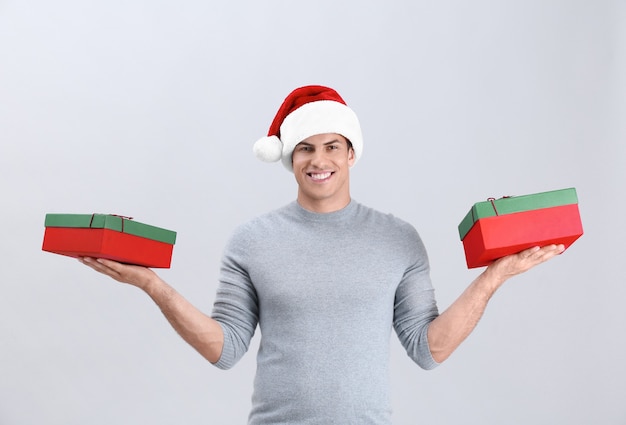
[210, 225, 259, 370]
[392, 225, 440, 370]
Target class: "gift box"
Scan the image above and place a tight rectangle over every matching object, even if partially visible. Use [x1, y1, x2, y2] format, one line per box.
[458, 188, 583, 269]
[42, 214, 177, 268]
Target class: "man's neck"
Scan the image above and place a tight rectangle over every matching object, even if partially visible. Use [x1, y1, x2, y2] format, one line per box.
[296, 195, 351, 214]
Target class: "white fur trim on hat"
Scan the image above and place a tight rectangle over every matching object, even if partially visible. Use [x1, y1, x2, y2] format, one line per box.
[279, 100, 363, 172]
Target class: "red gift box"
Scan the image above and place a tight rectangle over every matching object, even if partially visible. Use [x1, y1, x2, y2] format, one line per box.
[459, 188, 583, 269]
[42, 214, 177, 268]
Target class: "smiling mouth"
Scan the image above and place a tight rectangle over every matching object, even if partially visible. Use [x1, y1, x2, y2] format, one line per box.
[308, 171, 333, 181]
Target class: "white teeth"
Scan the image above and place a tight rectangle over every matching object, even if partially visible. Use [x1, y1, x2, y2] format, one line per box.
[310, 172, 331, 180]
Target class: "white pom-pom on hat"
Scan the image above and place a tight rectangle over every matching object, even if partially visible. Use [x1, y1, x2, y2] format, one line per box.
[253, 135, 283, 163]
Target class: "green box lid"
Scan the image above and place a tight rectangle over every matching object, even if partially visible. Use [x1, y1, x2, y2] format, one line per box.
[44, 214, 177, 245]
[458, 187, 578, 240]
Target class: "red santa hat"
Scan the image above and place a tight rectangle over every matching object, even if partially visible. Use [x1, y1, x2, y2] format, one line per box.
[253, 85, 363, 172]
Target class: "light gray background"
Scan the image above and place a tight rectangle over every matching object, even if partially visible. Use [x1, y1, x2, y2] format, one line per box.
[1, 1, 625, 424]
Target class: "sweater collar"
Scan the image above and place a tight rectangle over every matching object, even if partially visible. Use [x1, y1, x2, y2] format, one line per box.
[290, 199, 358, 223]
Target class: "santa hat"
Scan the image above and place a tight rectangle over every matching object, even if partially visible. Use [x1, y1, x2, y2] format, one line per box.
[253, 85, 363, 172]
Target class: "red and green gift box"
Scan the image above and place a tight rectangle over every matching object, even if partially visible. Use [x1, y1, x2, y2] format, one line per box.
[458, 188, 583, 269]
[42, 214, 177, 268]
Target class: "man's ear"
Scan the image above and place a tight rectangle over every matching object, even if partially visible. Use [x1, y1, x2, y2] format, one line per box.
[348, 146, 356, 167]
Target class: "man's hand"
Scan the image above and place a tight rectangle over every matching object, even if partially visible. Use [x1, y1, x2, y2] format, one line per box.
[484, 244, 566, 290]
[78, 257, 157, 290]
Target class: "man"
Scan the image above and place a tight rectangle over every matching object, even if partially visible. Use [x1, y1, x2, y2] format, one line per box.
[81, 85, 564, 424]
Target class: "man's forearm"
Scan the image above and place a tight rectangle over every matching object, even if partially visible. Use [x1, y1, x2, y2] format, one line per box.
[80, 257, 225, 364]
[142, 276, 224, 363]
[426, 244, 564, 363]
[427, 269, 503, 363]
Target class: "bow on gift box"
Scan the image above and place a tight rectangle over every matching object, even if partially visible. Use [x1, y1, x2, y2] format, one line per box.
[486, 196, 512, 216]
[88, 214, 134, 232]
[469, 196, 513, 222]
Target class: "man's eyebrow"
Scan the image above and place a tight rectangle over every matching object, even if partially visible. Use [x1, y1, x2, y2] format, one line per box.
[296, 139, 341, 147]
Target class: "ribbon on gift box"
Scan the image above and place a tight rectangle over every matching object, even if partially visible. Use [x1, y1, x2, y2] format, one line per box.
[88, 214, 134, 233]
[470, 196, 513, 221]
[487, 196, 512, 216]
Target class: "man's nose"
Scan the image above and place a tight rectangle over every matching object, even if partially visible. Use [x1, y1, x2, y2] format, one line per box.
[310, 149, 327, 166]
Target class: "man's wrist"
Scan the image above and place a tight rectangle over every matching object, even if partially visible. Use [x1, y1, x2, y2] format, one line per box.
[476, 266, 507, 297]
[137, 272, 163, 294]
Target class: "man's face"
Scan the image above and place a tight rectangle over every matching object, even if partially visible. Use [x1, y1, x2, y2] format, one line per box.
[291, 133, 355, 213]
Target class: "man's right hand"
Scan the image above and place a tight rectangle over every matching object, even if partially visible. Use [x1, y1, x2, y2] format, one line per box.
[78, 257, 157, 290]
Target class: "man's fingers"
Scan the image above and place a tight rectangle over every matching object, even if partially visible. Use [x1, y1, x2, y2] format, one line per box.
[492, 244, 566, 279]
[523, 244, 563, 255]
[521, 246, 541, 258]
[519, 244, 565, 265]
[79, 257, 154, 288]
[536, 244, 565, 259]
[79, 257, 122, 279]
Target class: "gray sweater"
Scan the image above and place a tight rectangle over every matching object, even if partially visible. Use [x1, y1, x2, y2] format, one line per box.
[211, 200, 440, 424]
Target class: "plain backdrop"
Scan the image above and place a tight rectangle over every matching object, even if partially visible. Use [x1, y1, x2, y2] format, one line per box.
[1, 1, 625, 424]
